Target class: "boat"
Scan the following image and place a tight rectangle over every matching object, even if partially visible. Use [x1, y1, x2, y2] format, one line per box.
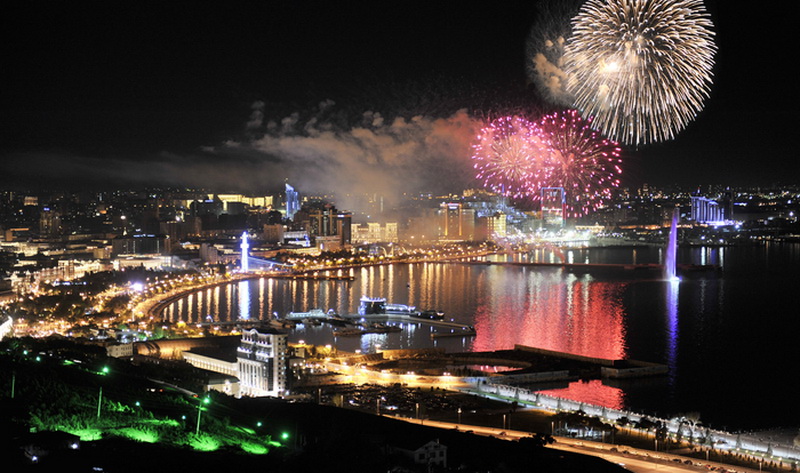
[286, 308, 329, 320]
[414, 309, 445, 320]
[360, 296, 444, 319]
[333, 323, 402, 337]
[359, 296, 419, 316]
[431, 326, 476, 338]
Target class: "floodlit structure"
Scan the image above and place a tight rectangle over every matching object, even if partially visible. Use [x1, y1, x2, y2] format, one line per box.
[240, 231, 249, 272]
[237, 328, 287, 397]
[285, 183, 300, 220]
[691, 192, 733, 224]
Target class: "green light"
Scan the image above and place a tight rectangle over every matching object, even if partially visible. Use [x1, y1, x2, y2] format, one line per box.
[65, 428, 103, 441]
[116, 427, 159, 443]
[281, 432, 290, 441]
[240, 442, 269, 455]
[189, 433, 221, 452]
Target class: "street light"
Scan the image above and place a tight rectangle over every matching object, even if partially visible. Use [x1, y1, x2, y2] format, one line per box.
[97, 366, 110, 419]
[196, 396, 211, 435]
[97, 386, 103, 419]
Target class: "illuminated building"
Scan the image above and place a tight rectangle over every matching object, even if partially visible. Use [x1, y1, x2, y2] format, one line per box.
[485, 212, 507, 238]
[183, 348, 241, 397]
[691, 191, 733, 224]
[213, 193, 273, 209]
[111, 234, 170, 256]
[438, 202, 475, 242]
[39, 207, 62, 237]
[285, 183, 300, 220]
[307, 206, 337, 237]
[541, 187, 565, 227]
[336, 212, 352, 246]
[237, 328, 288, 397]
[240, 231, 249, 272]
[352, 222, 398, 244]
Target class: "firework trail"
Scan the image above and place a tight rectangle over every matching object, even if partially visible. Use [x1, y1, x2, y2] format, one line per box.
[471, 116, 552, 199]
[538, 109, 622, 217]
[563, 0, 716, 146]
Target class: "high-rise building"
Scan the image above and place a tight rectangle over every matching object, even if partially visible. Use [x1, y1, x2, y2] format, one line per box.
[39, 206, 62, 237]
[237, 328, 288, 397]
[335, 212, 352, 246]
[285, 183, 300, 220]
[541, 187, 565, 227]
[438, 202, 475, 241]
[691, 196, 724, 223]
[484, 212, 507, 239]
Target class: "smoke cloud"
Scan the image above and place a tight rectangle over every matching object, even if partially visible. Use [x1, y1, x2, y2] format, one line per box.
[227, 101, 481, 209]
[2, 100, 483, 215]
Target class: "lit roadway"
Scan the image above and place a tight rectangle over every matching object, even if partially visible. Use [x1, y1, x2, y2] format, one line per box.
[389, 417, 764, 473]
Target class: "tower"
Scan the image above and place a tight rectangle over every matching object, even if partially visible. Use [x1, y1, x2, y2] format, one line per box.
[285, 182, 300, 220]
[240, 231, 250, 272]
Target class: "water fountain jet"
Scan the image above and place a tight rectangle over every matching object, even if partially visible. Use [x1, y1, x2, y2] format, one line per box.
[664, 207, 679, 281]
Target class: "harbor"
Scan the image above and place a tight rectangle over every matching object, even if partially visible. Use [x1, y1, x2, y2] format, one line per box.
[283, 296, 476, 339]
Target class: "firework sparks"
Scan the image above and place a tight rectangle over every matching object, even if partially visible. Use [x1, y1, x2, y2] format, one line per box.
[539, 109, 622, 217]
[563, 0, 716, 146]
[471, 116, 551, 199]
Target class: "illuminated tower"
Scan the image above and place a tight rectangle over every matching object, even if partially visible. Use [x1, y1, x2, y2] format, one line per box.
[240, 231, 250, 273]
[285, 182, 300, 220]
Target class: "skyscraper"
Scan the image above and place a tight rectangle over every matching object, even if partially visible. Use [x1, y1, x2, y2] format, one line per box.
[438, 202, 475, 242]
[285, 182, 300, 221]
[541, 187, 565, 227]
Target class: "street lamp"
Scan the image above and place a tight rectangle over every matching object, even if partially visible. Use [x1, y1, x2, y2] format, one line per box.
[457, 407, 462, 425]
[196, 396, 211, 435]
[97, 386, 103, 419]
[97, 366, 110, 419]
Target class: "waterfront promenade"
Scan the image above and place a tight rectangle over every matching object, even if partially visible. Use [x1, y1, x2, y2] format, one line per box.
[465, 383, 799, 469]
[323, 357, 799, 469]
[392, 416, 769, 473]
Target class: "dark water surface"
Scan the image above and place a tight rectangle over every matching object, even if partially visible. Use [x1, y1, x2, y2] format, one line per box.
[163, 243, 800, 431]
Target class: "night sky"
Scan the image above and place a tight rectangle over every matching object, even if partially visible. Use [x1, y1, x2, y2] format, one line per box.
[2, 1, 795, 196]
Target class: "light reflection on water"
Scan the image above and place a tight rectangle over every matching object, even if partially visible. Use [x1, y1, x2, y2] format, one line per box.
[164, 260, 633, 409]
[161, 244, 800, 428]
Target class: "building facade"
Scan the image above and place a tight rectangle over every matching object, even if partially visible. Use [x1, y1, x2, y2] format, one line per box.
[237, 328, 288, 397]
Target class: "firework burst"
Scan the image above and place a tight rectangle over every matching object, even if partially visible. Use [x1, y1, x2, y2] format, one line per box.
[538, 109, 622, 217]
[563, 0, 716, 146]
[471, 116, 551, 199]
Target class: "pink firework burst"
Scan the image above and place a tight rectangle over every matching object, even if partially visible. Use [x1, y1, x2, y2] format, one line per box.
[471, 116, 551, 199]
[538, 109, 622, 217]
